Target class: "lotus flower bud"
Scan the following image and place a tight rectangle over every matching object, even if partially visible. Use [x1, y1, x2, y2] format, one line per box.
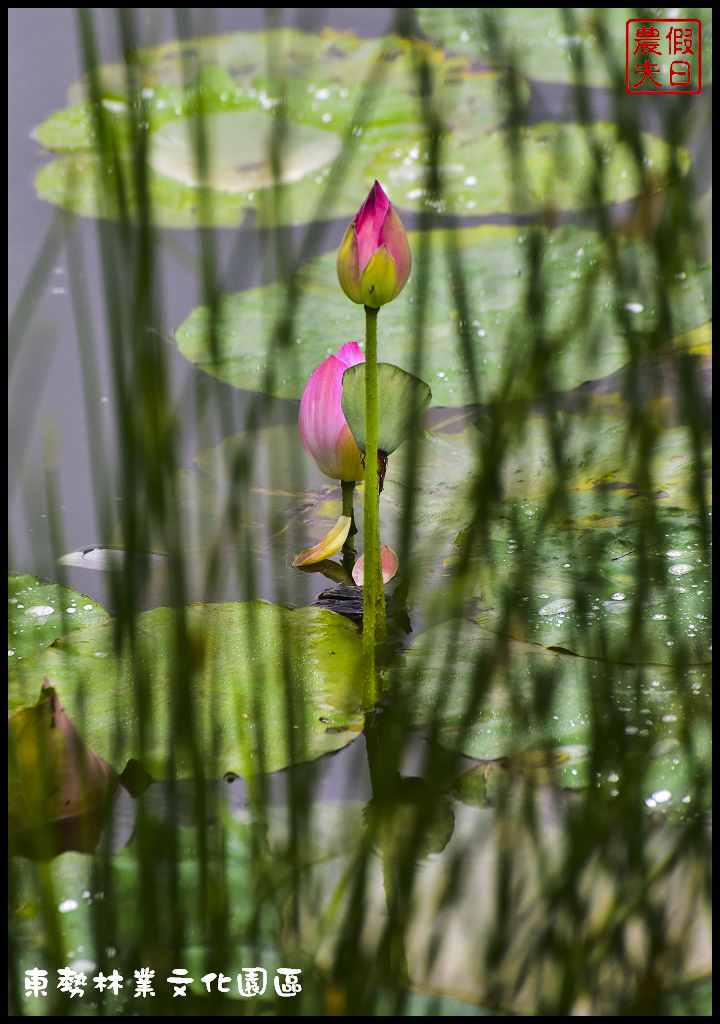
[337, 181, 411, 308]
[298, 342, 366, 482]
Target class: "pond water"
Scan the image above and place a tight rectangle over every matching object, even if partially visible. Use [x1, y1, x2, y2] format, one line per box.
[9, 7, 712, 1017]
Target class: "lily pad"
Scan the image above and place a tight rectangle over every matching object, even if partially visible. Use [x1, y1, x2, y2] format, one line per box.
[341, 362, 432, 455]
[8, 602, 364, 778]
[386, 615, 711, 817]
[8, 574, 110, 661]
[436, 495, 711, 666]
[377, 379, 711, 665]
[161, 345, 709, 620]
[148, 110, 343, 193]
[416, 8, 713, 87]
[33, 28, 508, 227]
[174, 225, 710, 406]
[383, 383, 710, 538]
[372, 120, 690, 216]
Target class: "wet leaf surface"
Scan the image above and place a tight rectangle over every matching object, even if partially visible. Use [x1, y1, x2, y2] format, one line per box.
[386, 616, 711, 818]
[8, 574, 111, 661]
[8, 602, 364, 779]
[174, 225, 710, 405]
[33, 29, 507, 227]
[416, 8, 713, 86]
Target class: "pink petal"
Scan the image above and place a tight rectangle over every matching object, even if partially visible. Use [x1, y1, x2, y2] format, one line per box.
[334, 341, 365, 369]
[378, 203, 411, 297]
[352, 545, 399, 586]
[292, 515, 352, 567]
[298, 344, 366, 481]
[356, 180, 390, 274]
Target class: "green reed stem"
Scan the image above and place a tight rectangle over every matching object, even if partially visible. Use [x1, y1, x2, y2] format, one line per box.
[363, 305, 385, 702]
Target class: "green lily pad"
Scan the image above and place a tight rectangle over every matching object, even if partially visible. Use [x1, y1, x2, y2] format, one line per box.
[8, 602, 364, 779]
[148, 110, 343, 193]
[416, 8, 713, 87]
[8, 574, 110, 661]
[382, 380, 710, 541]
[160, 340, 709, 618]
[377, 378, 711, 665]
[416, 482, 711, 666]
[372, 120, 690, 216]
[341, 362, 432, 455]
[33, 25, 693, 225]
[33, 28, 509, 227]
[387, 615, 711, 817]
[174, 225, 710, 406]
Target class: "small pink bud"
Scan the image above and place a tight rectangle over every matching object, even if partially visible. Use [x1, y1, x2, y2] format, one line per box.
[337, 181, 411, 308]
[298, 343, 366, 482]
[352, 545, 399, 586]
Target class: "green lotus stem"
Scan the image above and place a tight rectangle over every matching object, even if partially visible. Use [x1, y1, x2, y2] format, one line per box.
[363, 304, 385, 701]
[341, 479, 357, 537]
[341, 478, 357, 575]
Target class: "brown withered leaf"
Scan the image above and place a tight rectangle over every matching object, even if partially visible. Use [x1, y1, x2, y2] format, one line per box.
[8, 679, 118, 836]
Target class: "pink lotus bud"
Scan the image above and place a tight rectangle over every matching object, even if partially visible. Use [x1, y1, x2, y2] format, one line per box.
[298, 342, 366, 482]
[337, 181, 411, 308]
[352, 545, 399, 586]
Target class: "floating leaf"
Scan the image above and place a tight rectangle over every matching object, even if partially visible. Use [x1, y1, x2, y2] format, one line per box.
[8, 574, 111, 661]
[386, 616, 711, 815]
[33, 29, 509, 227]
[8, 682, 118, 835]
[8, 602, 364, 778]
[439, 500, 711, 666]
[174, 225, 710, 406]
[160, 343, 709, 619]
[372, 121, 689, 216]
[416, 8, 713, 86]
[9, 803, 301, 1012]
[33, 23, 693, 226]
[149, 110, 343, 193]
[341, 362, 432, 455]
